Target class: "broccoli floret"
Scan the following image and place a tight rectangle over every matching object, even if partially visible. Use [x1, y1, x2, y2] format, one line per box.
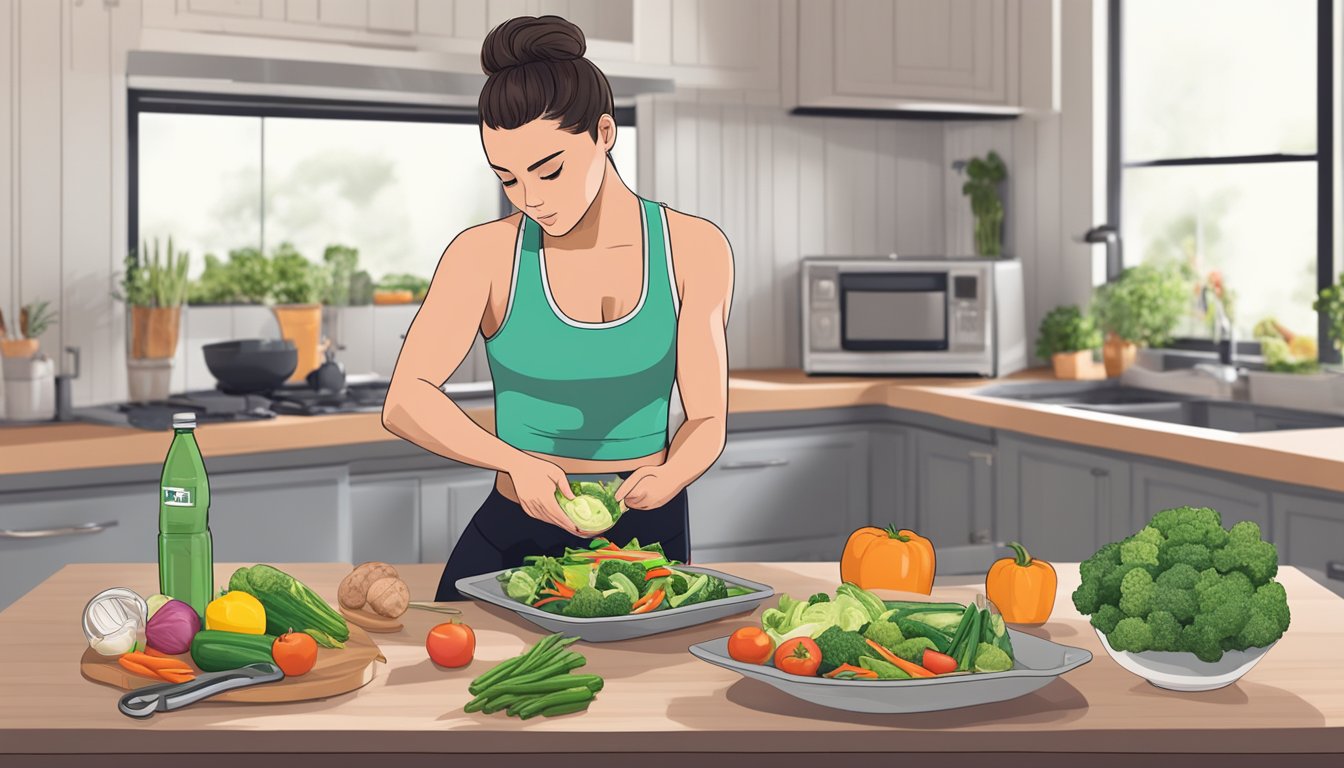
[862, 620, 906, 652]
[1099, 562, 1144, 608]
[702, 576, 729, 603]
[1236, 581, 1291, 649]
[1155, 562, 1201, 589]
[1158, 541, 1214, 572]
[564, 587, 607, 618]
[1079, 541, 1122, 583]
[1151, 584, 1198, 623]
[599, 591, 634, 617]
[808, 592, 831, 605]
[813, 626, 874, 675]
[595, 560, 646, 591]
[1193, 568, 1254, 642]
[973, 642, 1013, 673]
[1120, 537, 1160, 568]
[1149, 506, 1228, 548]
[1211, 520, 1279, 585]
[1182, 621, 1226, 662]
[1145, 610, 1183, 652]
[1118, 567, 1155, 618]
[1109, 616, 1154, 653]
[890, 637, 938, 664]
[1090, 604, 1125, 635]
[1072, 579, 1103, 616]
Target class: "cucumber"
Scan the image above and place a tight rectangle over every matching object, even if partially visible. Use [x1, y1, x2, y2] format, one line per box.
[894, 617, 954, 654]
[191, 629, 277, 672]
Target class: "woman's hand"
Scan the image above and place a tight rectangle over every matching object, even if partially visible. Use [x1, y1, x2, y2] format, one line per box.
[613, 466, 684, 510]
[508, 457, 586, 537]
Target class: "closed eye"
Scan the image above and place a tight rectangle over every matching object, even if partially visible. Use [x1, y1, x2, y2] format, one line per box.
[501, 178, 518, 188]
[541, 164, 563, 181]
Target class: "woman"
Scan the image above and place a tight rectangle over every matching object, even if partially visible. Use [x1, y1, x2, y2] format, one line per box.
[382, 15, 734, 601]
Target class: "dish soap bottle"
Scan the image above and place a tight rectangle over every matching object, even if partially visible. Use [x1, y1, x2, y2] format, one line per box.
[158, 412, 214, 621]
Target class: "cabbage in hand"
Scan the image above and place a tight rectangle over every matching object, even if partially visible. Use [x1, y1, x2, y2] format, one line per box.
[554, 478, 625, 534]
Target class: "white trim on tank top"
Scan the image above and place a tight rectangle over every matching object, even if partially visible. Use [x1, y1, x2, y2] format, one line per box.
[538, 200, 650, 329]
[659, 202, 680, 318]
[483, 215, 525, 343]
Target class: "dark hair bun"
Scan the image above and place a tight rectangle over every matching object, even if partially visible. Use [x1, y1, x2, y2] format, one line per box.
[481, 15, 586, 75]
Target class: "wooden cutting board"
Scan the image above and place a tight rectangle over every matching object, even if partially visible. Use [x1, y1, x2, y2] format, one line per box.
[79, 624, 386, 703]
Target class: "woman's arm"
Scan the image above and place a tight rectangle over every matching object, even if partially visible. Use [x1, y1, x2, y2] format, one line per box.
[381, 220, 534, 475]
[615, 210, 734, 509]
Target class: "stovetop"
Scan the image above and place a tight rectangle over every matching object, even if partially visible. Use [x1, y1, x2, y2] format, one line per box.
[74, 380, 392, 431]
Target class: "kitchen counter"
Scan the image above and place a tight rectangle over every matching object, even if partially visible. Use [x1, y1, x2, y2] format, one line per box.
[6, 368, 1344, 493]
[1, 561, 1341, 766]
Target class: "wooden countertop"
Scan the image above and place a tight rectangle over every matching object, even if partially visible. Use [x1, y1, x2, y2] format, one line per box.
[1, 562, 1340, 765]
[5, 368, 1344, 494]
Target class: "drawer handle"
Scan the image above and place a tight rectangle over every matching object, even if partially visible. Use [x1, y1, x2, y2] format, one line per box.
[1090, 468, 1110, 477]
[1328, 561, 1344, 582]
[719, 458, 790, 470]
[0, 520, 120, 539]
[968, 451, 994, 467]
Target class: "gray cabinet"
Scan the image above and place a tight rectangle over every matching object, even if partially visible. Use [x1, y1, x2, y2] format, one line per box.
[1272, 491, 1344, 597]
[209, 465, 348, 563]
[913, 429, 994, 549]
[868, 425, 916, 530]
[688, 426, 870, 562]
[996, 435, 1131, 563]
[1130, 462, 1270, 535]
[351, 465, 497, 566]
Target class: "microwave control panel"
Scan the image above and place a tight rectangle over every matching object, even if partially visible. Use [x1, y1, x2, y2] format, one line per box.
[806, 267, 842, 351]
[949, 271, 987, 350]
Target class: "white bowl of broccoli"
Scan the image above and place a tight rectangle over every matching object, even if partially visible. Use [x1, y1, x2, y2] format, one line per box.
[1073, 506, 1291, 692]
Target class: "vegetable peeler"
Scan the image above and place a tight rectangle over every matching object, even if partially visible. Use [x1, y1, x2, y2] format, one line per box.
[117, 662, 285, 719]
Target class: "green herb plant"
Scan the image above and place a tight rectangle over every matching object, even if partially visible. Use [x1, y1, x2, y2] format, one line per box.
[1035, 305, 1101, 359]
[1091, 262, 1192, 347]
[1313, 275, 1344, 352]
[270, 242, 328, 305]
[112, 237, 190, 308]
[322, 245, 361, 307]
[19, 300, 58, 338]
[960, 151, 1008, 257]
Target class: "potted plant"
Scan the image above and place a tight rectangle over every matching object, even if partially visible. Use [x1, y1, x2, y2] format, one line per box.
[1036, 305, 1101, 379]
[320, 244, 361, 354]
[374, 273, 431, 305]
[113, 238, 189, 402]
[1090, 262, 1191, 376]
[270, 242, 329, 383]
[959, 151, 1007, 257]
[0, 300, 57, 359]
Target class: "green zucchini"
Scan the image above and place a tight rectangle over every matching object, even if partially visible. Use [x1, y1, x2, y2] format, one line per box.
[191, 629, 277, 672]
[894, 617, 954, 653]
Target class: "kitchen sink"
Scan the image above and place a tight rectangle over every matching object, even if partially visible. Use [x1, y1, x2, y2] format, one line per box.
[974, 380, 1344, 432]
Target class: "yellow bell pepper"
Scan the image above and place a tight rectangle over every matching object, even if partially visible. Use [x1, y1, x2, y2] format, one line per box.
[205, 590, 267, 634]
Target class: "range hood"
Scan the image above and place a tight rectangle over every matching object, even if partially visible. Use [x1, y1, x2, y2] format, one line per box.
[126, 50, 673, 108]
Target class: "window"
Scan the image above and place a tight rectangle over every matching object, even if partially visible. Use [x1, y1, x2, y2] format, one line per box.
[131, 92, 638, 293]
[1110, 0, 1337, 356]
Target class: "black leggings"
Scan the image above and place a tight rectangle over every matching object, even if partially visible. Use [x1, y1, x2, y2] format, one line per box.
[434, 470, 691, 601]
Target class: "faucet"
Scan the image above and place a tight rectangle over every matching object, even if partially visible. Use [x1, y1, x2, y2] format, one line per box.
[1193, 286, 1242, 392]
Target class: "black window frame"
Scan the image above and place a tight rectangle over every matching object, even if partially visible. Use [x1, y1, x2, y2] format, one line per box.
[1105, 0, 1337, 363]
[128, 88, 636, 263]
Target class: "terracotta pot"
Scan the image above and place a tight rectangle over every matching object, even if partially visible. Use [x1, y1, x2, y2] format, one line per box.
[273, 303, 323, 383]
[0, 338, 39, 359]
[1102, 334, 1138, 377]
[130, 306, 182, 360]
[1051, 350, 1094, 380]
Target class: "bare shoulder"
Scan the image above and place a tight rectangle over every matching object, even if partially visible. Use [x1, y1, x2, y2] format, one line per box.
[662, 206, 733, 295]
[663, 206, 731, 256]
[433, 212, 523, 279]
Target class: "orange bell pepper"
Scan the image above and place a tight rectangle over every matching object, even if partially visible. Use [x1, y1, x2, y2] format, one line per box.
[840, 525, 936, 594]
[986, 541, 1057, 624]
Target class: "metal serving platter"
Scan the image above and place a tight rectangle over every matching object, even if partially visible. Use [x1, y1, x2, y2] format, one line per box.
[456, 565, 775, 642]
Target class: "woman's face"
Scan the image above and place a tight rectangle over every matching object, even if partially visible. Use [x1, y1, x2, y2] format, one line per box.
[482, 115, 616, 237]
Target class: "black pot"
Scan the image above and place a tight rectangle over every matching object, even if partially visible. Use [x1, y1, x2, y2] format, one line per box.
[203, 339, 298, 395]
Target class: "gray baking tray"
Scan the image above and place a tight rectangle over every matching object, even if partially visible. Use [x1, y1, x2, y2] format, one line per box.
[689, 628, 1092, 713]
[456, 565, 775, 642]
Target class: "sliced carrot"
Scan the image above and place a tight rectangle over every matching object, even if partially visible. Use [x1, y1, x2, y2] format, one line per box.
[158, 670, 197, 683]
[603, 543, 620, 551]
[631, 589, 665, 614]
[550, 582, 576, 598]
[122, 652, 193, 673]
[118, 656, 161, 680]
[824, 664, 879, 679]
[533, 596, 566, 608]
[143, 646, 175, 658]
[643, 568, 673, 581]
[865, 639, 935, 678]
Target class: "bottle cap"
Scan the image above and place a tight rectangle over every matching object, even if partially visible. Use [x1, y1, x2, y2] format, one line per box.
[172, 412, 198, 429]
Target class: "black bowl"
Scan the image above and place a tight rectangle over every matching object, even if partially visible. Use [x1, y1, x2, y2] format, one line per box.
[203, 339, 298, 395]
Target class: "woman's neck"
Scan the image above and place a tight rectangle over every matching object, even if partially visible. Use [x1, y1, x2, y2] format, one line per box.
[545, 158, 639, 252]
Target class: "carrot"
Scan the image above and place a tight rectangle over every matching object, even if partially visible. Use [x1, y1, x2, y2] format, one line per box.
[121, 652, 193, 673]
[158, 670, 197, 684]
[865, 639, 935, 678]
[143, 646, 175, 658]
[644, 568, 673, 581]
[573, 550, 660, 561]
[533, 596, 566, 608]
[824, 664, 879, 679]
[603, 543, 620, 551]
[118, 656, 161, 680]
[631, 589, 664, 614]
[549, 582, 576, 598]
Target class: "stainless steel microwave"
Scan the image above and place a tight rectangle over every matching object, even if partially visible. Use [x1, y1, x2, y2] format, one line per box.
[801, 255, 1027, 377]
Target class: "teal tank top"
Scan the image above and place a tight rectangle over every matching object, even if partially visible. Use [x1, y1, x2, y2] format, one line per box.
[484, 197, 679, 461]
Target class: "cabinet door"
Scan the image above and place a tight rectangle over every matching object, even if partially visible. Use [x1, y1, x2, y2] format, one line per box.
[0, 485, 155, 611]
[1130, 463, 1270, 536]
[914, 430, 994, 549]
[419, 469, 497, 564]
[996, 435, 1130, 563]
[1271, 491, 1344, 597]
[799, 0, 1010, 108]
[869, 425, 915, 530]
[687, 428, 869, 561]
[349, 475, 421, 565]
[209, 465, 348, 562]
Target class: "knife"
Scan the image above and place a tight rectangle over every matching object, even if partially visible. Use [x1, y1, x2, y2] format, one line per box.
[117, 662, 285, 718]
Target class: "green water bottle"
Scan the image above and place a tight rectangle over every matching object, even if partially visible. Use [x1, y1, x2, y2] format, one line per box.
[158, 412, 214, 621]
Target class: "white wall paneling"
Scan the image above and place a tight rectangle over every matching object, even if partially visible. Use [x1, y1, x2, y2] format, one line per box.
[1, 0, 15, 359]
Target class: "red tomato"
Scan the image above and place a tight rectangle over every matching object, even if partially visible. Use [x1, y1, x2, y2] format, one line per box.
[727, 626, 775, 665]
[426, 622, 475, 668]
[272, 632, 318, 677]
[773, 637, 822, 676]
[922, 649, 958, 675]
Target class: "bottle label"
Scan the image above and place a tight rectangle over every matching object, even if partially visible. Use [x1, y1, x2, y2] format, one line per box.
[162, 486, 194, 507]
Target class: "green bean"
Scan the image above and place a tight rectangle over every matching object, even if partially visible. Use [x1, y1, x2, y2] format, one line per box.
[513, 634, 576, 676]
[538, 699, 592, 718]
[481, 693, 525, 715]
[517, 687, 595, 720]
[469, 634, 563, 694]
[463, 693, 489, 713]
[479, 652, 585, 698]
[486, 674, 604, 696]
